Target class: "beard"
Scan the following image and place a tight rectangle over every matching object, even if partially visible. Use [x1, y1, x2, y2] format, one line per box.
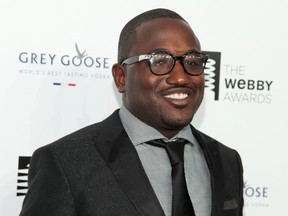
[159, 111, 193, 131]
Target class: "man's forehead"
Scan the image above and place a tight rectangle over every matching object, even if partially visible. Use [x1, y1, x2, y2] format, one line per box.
[136, 17, 189, 31]
[134, 18, 196, 44]
[127, 17, 199, 55]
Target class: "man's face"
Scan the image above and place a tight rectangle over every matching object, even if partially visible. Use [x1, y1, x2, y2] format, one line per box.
[116, 18, 205, 138]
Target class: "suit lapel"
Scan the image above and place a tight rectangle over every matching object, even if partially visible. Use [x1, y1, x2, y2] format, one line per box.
[191, 126, 224, 216]
[93, 111, 165, 216]
[93, 111, 225, 216]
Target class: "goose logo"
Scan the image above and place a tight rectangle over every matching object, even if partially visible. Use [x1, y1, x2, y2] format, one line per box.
[244, 181, 269, 208]
[204, 51, 221, 101]
[17, 43, 112, 84]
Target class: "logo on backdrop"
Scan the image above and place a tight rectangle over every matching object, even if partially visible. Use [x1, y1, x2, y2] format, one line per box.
[244, 180, 270, 208]
[204, 51, 221, 101]
[203, 51, 273, 104]
[17, 43, 111, 86]
[17, 156, 31, 196]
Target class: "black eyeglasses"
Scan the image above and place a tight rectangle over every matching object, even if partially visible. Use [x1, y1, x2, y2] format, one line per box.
[121, 51, 209, 76]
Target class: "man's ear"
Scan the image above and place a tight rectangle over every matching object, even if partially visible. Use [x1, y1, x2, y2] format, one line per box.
[112, 63, 126, 93]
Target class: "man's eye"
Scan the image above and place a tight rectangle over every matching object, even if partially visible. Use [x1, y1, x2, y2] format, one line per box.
[151, 56, 170, 66]
[185, 60, 198, 66]
[184, 58, 203, 67]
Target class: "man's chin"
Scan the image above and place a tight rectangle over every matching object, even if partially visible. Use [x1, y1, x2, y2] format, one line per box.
[162, 117, 192, 131]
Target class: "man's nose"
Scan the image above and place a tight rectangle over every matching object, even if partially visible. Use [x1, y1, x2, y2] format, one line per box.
[166, 60, 189, 85]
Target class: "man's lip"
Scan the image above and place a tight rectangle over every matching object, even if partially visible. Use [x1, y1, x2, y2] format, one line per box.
[161, 87, 194, 97]
[160, 87, 194, 106]
[164, 92, 188, 99]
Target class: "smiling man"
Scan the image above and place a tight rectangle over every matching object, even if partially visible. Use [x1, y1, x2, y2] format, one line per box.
[20, 8, 243, 216]
[113, 15, 205, 139]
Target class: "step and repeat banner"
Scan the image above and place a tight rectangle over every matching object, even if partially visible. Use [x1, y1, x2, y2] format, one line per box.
[0, 0, 287, 215]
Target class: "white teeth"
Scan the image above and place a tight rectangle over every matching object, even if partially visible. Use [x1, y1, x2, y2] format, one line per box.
[164, 93, 188, 99]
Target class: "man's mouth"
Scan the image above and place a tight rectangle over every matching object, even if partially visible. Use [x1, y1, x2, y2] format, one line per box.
[164, 93, 188, 100]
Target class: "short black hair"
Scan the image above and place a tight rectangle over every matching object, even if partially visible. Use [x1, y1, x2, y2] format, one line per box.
[117, 8, 187, 63]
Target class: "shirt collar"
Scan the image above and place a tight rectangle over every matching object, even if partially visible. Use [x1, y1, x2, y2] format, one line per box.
[119, 105, 198, 146]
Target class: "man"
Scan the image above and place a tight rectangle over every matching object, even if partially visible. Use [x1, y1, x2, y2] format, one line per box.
[19, 8, 243, 216]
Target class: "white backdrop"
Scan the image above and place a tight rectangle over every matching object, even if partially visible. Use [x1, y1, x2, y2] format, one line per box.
[1, 0, 287, 215]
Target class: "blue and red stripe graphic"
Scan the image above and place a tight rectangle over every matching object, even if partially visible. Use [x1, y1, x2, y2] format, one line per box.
[53, 82, 76, 87]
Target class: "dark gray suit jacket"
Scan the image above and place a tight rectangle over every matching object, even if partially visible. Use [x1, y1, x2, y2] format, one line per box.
[19, 110, 244, 216]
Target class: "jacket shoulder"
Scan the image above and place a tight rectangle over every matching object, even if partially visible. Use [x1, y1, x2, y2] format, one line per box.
[42, 110, 121, 151]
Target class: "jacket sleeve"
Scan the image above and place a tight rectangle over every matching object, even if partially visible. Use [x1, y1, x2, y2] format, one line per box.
[19, 146, 76, 216]
[222, 149, 244, 216]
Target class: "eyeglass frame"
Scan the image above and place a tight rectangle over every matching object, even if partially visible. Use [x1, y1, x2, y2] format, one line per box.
[121, 50, 209, 76]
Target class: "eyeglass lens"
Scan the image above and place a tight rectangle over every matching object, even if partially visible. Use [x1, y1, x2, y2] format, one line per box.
[149, 52, 205, 75]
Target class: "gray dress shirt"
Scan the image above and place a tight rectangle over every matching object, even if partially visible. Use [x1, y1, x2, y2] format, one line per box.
[119, 106, 211, 216]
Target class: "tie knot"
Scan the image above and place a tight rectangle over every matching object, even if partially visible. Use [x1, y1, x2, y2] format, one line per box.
[146, 139, 189, 166]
